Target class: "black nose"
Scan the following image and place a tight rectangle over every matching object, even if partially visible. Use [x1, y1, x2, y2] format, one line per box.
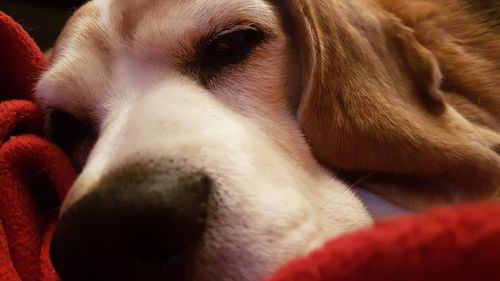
[50, 170, 212, 281]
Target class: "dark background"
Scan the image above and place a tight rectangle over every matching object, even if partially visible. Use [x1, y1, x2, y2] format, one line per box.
[0, 0, 498, 52]
[0, 0, 87, 50]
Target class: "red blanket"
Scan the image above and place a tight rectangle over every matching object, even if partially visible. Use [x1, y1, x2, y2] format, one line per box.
[1, 11, 499, 281]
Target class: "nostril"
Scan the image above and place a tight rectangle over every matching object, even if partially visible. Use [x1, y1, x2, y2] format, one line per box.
[50, 171, 212, 281]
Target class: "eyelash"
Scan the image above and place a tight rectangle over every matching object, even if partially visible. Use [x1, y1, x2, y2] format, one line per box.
[197, 25, 265, 76]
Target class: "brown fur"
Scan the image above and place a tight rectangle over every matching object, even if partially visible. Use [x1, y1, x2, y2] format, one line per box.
[275, 0, 500, 208]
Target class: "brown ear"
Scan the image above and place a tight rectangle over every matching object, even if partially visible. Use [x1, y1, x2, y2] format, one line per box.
[278, 0, 500, 198]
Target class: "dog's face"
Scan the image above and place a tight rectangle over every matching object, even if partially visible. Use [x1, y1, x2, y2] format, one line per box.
[36, 0, 371, 280]
[35, 0, 500, 280]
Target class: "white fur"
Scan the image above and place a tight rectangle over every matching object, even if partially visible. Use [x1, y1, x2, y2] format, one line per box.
[95, 0, 111, 28]
[35, 1, 374, 280]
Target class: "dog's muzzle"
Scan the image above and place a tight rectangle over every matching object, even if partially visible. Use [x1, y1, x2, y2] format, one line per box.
[50, 166, 212, 281]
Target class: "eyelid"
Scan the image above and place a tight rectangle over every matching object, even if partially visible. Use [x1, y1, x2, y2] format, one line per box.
[44, 107, 97, 133]
[214, 25, 259, 39]
[202, 24, 264, 48]
[183, 23, 268, 82]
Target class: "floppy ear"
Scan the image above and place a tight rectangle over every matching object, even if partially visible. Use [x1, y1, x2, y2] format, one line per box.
[277, 0, 500, 198]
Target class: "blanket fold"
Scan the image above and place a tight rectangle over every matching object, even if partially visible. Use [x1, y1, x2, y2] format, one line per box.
[0, 10, 499, 281]
[0, 13, 46, 101]
[0, 12, 76, 281]
[266, 202, 500, 281]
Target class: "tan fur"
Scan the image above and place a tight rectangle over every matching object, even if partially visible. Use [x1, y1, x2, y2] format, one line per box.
[277, 0, 500, 208]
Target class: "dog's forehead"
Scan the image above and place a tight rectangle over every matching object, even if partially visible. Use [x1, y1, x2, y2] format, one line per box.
[93, 0, 279, 43]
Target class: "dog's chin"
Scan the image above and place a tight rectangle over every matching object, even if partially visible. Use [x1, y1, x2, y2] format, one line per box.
[190, 220, 328, 281]
[191, 240, 288, 281]
[187, 183, 372, 281]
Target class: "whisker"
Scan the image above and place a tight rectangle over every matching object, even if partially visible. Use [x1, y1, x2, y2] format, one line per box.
[347, 171, 376, 188]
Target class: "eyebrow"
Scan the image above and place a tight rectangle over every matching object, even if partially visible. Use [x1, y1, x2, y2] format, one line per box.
[116, 0, 279, 44]
[52, 3, 111, 60]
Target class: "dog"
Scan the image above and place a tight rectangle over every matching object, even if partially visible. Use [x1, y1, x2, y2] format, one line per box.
[34, 0, 500, 280]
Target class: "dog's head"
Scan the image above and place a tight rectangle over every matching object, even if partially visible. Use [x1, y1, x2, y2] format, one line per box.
[36, 0, 372, 280]
[35, 0, 500, 280]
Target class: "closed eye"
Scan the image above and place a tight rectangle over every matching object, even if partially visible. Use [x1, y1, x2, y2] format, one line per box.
[45, 109, 97, 171]
[200, 25, 265, 70]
